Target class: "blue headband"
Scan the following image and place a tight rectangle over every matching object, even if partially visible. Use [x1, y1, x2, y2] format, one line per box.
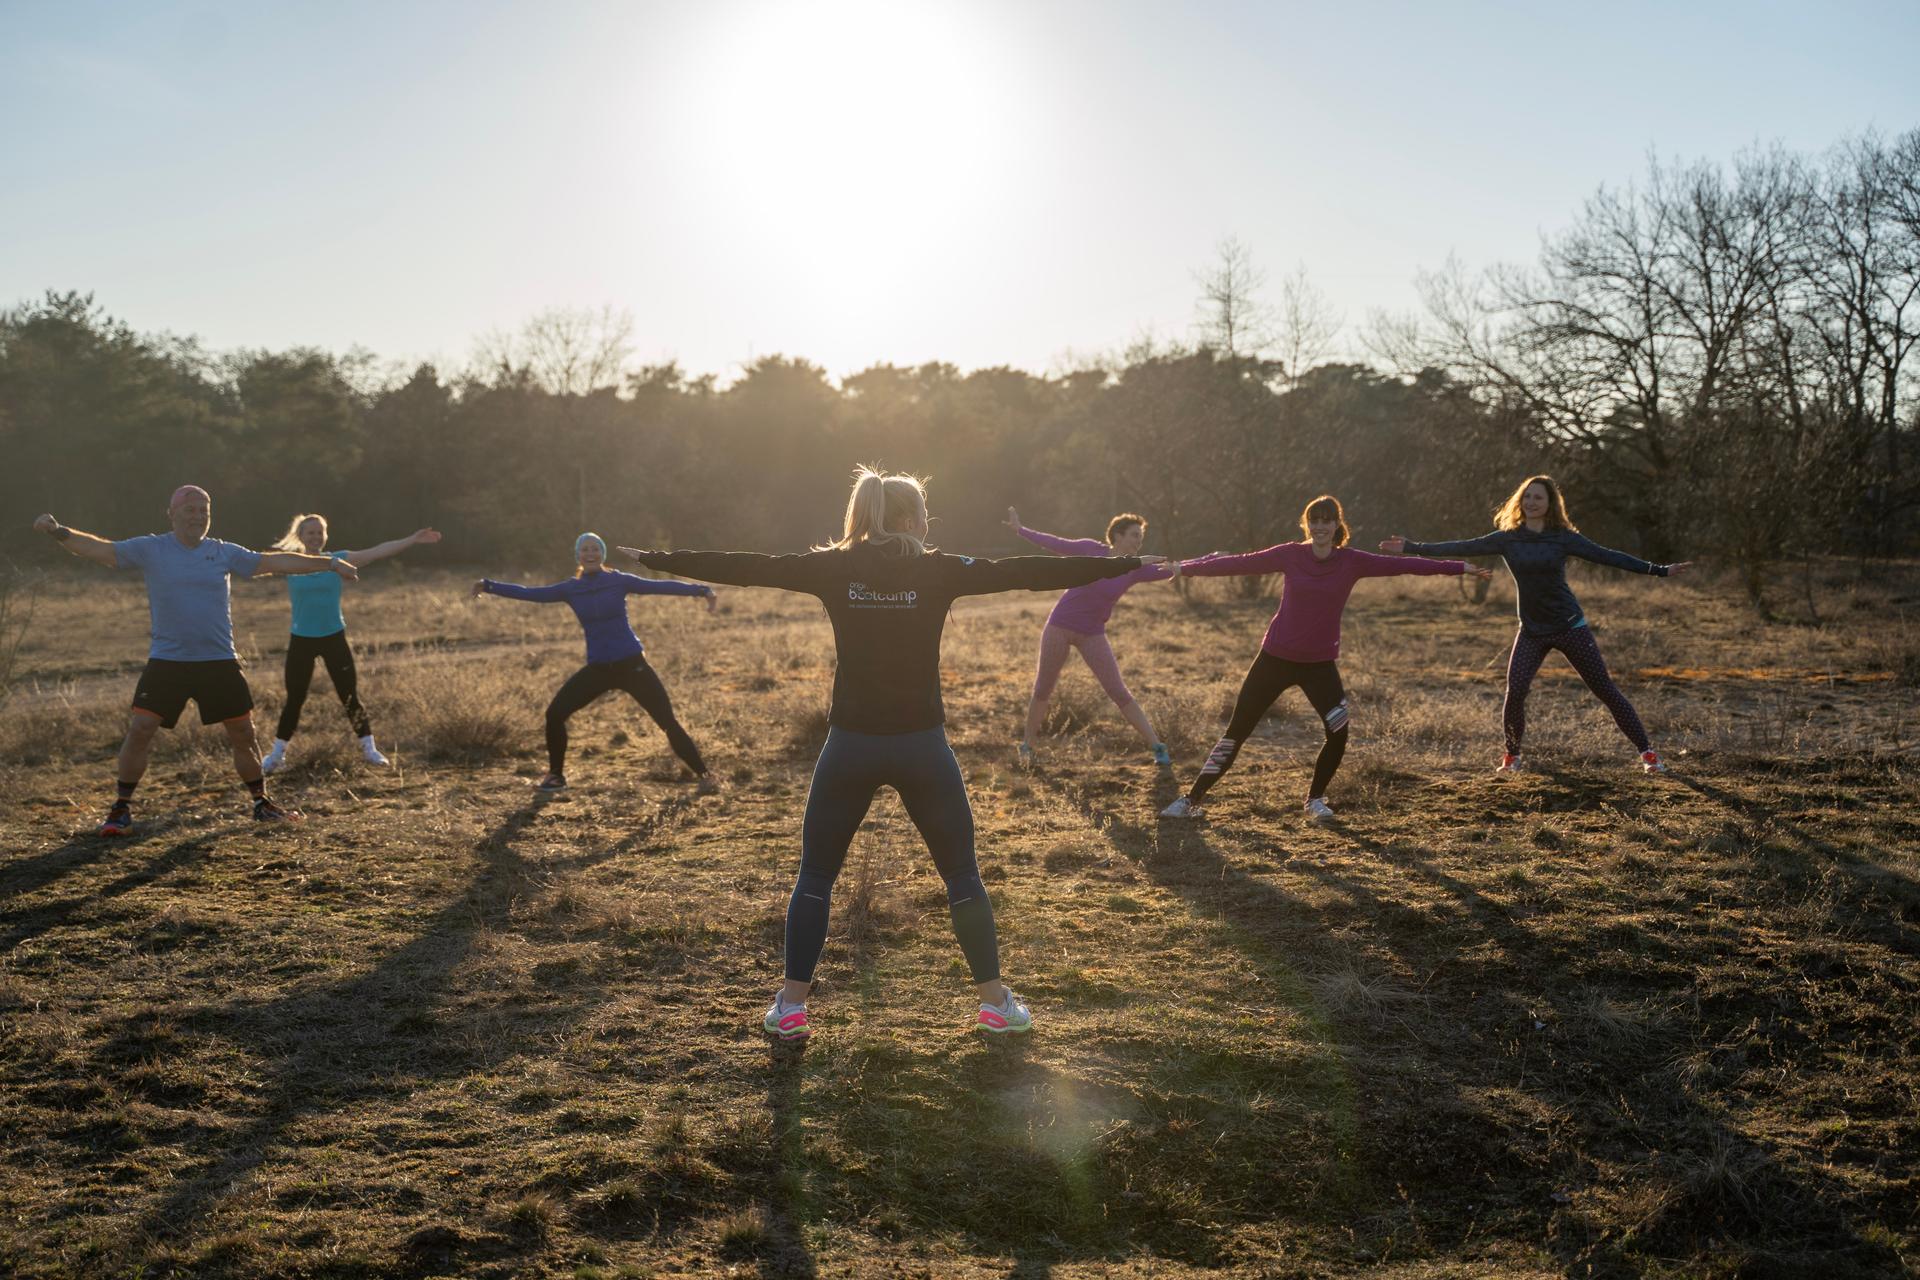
[575, 532, 607, 559]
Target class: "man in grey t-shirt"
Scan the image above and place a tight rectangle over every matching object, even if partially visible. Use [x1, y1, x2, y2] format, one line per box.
[34, 485, 358, 836]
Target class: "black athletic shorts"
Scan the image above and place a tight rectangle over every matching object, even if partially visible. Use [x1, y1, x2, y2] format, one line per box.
[131, 658, 254, 729]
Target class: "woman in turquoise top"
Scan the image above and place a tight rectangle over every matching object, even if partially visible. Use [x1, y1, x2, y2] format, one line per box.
[260, 513, 441, 773]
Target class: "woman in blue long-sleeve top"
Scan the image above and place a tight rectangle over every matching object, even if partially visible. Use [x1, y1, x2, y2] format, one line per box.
[472, 533, 718, 793]
[1380, 475, 1691, 775]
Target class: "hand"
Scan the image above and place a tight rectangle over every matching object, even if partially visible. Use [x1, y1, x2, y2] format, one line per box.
[1468, 566, 1494, 581]
[1004, 506, 1020, 532]
[332, 559, 360, 582]
[1666, 562, 1692, 577]
[1166, 558, 1183, 580]
[1378, 535, 1406, 554]
[411, 527, 442, 545]
[614, 545, 647, 563]
[33, 513, 58, 534]
[470, 579, 488, 599]
[1139, 554, 1169, 566]
[704, 587, 718, 613]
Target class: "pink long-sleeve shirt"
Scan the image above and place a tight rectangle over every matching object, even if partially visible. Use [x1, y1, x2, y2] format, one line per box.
[1017, 526, 1173, 634]
[1181, 542, 1466, 662]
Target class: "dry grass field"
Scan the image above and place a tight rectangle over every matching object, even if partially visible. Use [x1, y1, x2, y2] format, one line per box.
[2, 558, 1916, 1278]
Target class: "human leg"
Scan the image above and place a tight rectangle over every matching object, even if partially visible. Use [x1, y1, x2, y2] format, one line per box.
[544, 664, 616, 778]
[276, 635, 320, 741]
[613, 656, 709, 776]
[1297, 663, 1350, 802]
[892, 728, 1001, 994]
[1186, 651, 1296, 805]
[316, 631, 373, 739]
[784, 729, 881, 997]
[1076, 632, 1162, 749]
[1502, 631, 1551, 757]
[1557, 627, 1651, 752]
[1022, 625, 1075, 748]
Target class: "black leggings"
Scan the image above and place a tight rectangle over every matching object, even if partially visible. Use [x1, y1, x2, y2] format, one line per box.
[278, 630, 371, 740]
[1188, 651, 1349, 804]
[546, 654, 707, 778]
[787, 726, 998, 984]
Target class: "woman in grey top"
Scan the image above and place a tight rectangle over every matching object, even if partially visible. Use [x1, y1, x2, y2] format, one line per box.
[1381, 474, 1691, 775]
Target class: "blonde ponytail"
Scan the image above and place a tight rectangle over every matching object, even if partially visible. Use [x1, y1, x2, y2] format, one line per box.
[817, 465, 930, 555]
[272, 513, 327, 552]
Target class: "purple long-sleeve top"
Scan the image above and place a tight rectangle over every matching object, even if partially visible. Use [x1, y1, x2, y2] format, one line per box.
[480, 569, 710, 665]
[1016, 526, 1173, 635]
[1181, 542, 1467, 662]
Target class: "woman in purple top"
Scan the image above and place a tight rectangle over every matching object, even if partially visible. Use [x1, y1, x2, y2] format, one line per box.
[1005, 507, 1178, 766]
[1161, 495, 1486, 824]
[471, 532, 718, 793]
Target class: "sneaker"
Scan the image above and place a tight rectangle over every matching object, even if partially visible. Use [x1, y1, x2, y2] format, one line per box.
[1150, 742, 1172, 767]
[1016, 742, 1036, 767]
[696, 772, 721, 796]
[1496, 753, 1524, 774]
[1640, 750, 1666, 774]
[534, 773, 568, 792]
[97, 802, 133, 838]
[260, 741, 288, 774]
[1304, 797, 1335, 824]
[1160, 796, 1205, 819]
[978, 989, 1033, 1035]
[360, 736, 390, 766]
[253, 796, 302, 822]
[763, 994, 810, 1041]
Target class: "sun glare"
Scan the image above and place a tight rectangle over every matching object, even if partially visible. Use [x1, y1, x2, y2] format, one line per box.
[674, 2, 1030, 317]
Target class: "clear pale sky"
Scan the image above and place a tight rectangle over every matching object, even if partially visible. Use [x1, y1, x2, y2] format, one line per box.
[5, 0, 1917, 381]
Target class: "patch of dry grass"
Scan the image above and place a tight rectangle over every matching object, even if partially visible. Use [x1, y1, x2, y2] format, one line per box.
[0, 563, 1915, 1277]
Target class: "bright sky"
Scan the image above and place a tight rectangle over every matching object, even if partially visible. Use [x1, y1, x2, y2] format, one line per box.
[5, 0, 1917, 382]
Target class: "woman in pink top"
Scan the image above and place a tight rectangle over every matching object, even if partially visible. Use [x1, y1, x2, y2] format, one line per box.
[1161, 495, 1486, 824]
[1005, 507, 1178, 766]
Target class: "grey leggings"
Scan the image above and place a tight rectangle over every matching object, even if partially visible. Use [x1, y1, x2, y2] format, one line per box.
[786, 726, 998, 984]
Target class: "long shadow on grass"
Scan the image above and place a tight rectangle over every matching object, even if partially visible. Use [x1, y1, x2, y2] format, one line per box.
[1675, 766, 1920, 947]
[1030, 768, 1904, 1275]
[0, 808, 204, 919]
[75, 789, 725, 1264]
[758, 1052, 819, 1279]
[0, 827, 223, 955]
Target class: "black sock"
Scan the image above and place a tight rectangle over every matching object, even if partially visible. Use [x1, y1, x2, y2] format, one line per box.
[115, 779, 137, 803]
[246, 777, 266, 800]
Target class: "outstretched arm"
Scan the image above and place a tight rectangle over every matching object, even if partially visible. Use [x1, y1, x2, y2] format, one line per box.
[1349, 548, 1476, 578]
[257, 550, 358, 579]
[1011, 519, 1109, 558]
[1178, 545, 1290, 578]
[1379, 531, 1507, 557]
[1564, 534, 1686, 577]
[345, 527, 441, 568]
[474, 578, 572, 603]
[616, 570, 715, 600]
[616, 548, 828, 593]
[948, 553, 1157, 597]
[33, 514, 116, 568]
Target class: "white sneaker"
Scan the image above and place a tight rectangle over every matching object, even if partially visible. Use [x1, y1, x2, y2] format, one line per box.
[360, 735, 390, 766]
[1160, 796, 1205, 819]
[261, 740, 289, 774]
[977, 989, 1032, 1034]
[1496, 752, 1524, 774]
[763, 993, 810, 1040]
[1304, 797, 1335, 823]
[1639, 749, 1666, 774]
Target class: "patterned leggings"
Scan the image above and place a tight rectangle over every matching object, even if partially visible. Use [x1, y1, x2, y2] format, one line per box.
[1504, 625, 1649, 754]
[1188, 651, 1349, 804]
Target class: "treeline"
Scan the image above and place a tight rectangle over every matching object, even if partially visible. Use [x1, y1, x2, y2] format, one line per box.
[4, 129, 1915, 611]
